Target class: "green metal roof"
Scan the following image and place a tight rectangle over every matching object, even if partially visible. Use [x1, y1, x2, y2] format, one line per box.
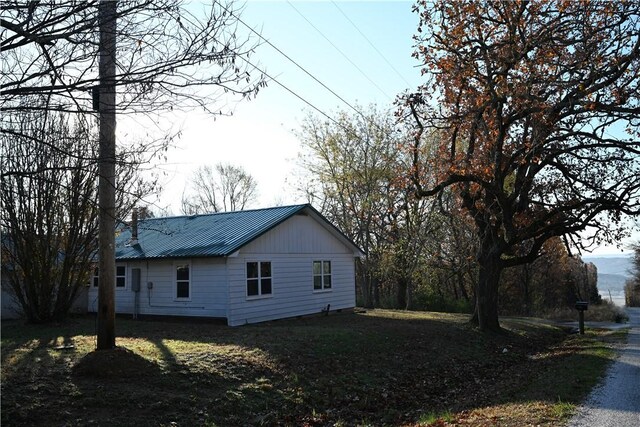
[115, 204, 362, 260]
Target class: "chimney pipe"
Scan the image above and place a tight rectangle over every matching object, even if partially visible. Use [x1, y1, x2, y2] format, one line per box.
[131, 208, 138, 244]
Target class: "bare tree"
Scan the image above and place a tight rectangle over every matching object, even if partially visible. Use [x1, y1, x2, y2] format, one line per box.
[0, 112, 156, 323]
[216, 163, 258, 212]
[1, 0, 265, 121]
[2, 0, 264, 348]
[297, 107, 438, 308]
[181, 163, 258, 214]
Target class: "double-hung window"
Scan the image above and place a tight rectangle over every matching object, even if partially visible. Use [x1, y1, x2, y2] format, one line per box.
[313, 261, 332, 291]
[175, 263, 190, 300]
[116, 265, 126, 288]
[92, 268, 99, 288]
[246, 261, 272, 297]
[91, 265, 126, 289]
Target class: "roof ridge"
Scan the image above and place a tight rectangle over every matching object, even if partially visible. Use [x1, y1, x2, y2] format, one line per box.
[137, 203, 309, 222]
[115, 203, 363, 260]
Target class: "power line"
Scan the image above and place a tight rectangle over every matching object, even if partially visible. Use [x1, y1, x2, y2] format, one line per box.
[211, 0, 397, 138]
[212, 0, 363, 119]
[330, 0, 413, 89]
[241, 58, 400, 169]
[242, 56, 342, 128]
[286, 0, 394, 102]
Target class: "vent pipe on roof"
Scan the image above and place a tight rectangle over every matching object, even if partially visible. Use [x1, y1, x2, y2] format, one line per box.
[130, 208, 139, 245]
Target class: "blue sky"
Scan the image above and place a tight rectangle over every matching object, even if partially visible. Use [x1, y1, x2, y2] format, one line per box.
[156, 1, 421, 211]
[149, 0, 636, 255]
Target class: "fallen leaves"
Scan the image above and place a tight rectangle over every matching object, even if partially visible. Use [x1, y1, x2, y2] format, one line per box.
[0, 311, 619, 426]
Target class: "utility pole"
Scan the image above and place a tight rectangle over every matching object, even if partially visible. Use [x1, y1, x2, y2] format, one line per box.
[97, 0, 117, 350]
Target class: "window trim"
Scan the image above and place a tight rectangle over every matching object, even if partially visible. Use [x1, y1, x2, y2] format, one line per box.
[91, 267, 99, 288]
[312, 260, 332, 293]
[174, 262, 192, 301]
[246, 260, 273, 300]
[115, 264, 127, 289]
[90, 264, 127, 290]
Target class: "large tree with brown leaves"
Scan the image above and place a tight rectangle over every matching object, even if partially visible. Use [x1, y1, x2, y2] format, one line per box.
[403, 0, 640, 331]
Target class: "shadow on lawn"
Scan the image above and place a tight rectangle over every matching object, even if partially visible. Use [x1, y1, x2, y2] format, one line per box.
[1, 327, 293, 426]
[1, 333, 78, 426]
[0, 312, 621, 426]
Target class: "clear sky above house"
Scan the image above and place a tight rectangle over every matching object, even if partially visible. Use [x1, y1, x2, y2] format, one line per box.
[146, 1, 420, 210]
[126, 0, 637, 255]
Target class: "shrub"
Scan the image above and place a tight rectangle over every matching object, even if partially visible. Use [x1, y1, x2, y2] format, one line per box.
[544, 300, 628, 323]
[411, 289, 472, 313]
[625, 282, 640, 307]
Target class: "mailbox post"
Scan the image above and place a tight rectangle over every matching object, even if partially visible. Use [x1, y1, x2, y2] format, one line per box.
[575, 301, 589, 334]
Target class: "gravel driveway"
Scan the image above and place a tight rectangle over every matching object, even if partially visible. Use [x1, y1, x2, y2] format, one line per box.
[567, 307, 640, 427]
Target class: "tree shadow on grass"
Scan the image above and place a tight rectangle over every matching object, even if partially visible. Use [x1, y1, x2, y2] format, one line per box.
[72, 346, 159, 378]
[67, 335, 301, 426]
[1, 312, 625, 426]
[1, 334, 80, 426]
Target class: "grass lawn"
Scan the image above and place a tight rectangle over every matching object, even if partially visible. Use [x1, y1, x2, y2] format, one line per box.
[0, 310, 625, 426]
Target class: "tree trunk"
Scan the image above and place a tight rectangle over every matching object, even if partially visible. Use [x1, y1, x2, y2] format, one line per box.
[457, 271, 470, 301]
[522, 265, 531, 316]
[356, 260, 374, 308]
[96, 0, 117, 350]
[373, 276, 380, 307]
[397, 277, 408, 309]
[362, 276, 373, 308]
[470, 245, 502, 332]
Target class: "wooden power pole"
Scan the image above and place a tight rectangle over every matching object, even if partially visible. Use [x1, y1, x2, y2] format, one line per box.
[97, 0, 117, 350]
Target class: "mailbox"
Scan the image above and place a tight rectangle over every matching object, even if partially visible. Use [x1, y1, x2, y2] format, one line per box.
[575, 301, 589, 311]
[575, 301, 588, 335]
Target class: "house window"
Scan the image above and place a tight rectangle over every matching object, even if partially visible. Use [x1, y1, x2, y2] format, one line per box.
[116, 265, 126, 288]
[91, 265, 126, 288]
[313, 261, 332, 291]
[92, 268, 99, 287]
[175, 263, 190, 299]
[246, 261, 272, 297]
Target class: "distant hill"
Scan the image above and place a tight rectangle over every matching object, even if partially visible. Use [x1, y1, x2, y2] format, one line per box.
[582, 256, 634, 303]
[582, 256, 634, 277]
[597, 273, 629, 292]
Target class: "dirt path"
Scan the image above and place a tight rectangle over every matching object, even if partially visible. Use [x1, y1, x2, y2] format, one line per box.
[567, 307, 640, 427]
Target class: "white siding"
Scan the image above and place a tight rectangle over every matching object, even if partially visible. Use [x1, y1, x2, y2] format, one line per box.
[227, 214, 356, 326]
[242, 214, 352, 255]
[1, 288, 21, 319]
[87, 213, 358, 325]
[87, 263, 135, 314]
[70, 286, 88, 314]
[88, 258, 227, 318]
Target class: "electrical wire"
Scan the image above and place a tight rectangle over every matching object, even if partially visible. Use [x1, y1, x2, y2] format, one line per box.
[330, 0, 413, 89]
[210, 1, 399, 141]
[213, 0, 362, 118]
[285, 0, 394, 101]
[212, 0, 399, 140]
[241, 56, 342, 128]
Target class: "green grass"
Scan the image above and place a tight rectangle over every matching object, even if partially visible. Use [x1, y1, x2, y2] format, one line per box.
[1, 310, 625, 426]
[518, 331, 616, 400]
[551, 400, 575, 419]
[418, 410, 454, 424]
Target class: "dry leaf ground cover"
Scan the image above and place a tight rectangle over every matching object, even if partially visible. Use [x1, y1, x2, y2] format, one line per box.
[0, 309, 624, 426]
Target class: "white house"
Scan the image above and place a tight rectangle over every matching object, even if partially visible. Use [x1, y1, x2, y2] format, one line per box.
[87, 204, 363, 326]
